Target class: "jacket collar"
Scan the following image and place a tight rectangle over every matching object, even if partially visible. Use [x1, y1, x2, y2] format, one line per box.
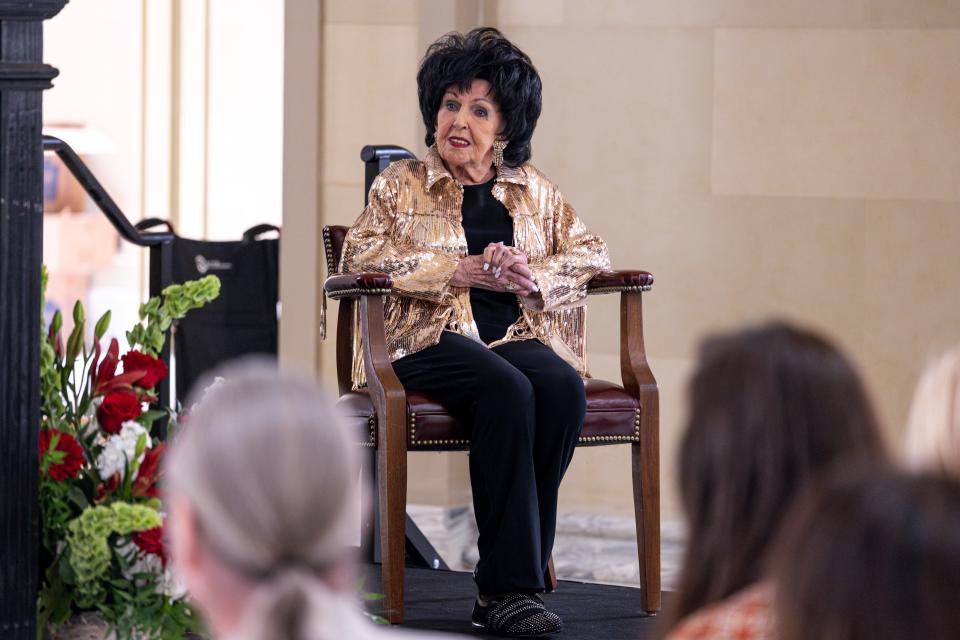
[424, 144, 527, 190]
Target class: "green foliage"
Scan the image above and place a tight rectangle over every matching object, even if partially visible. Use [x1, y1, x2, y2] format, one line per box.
[38, 268, 220, 639]
[39, 268, 65, 418]
[67, 504, 162, 608]
[126, 275, 221, 356]
[39, 480, 74, 551]
[356, 577, 391, 625]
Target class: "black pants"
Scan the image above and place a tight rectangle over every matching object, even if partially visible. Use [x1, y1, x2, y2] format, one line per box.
[392, 331, 586, 596]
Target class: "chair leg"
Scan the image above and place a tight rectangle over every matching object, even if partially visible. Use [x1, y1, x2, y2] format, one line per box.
[378, 419, 408, 624]
[632, 441, 661, 614]
[360, 447, 377, 563]
[545, 556, 558, 592]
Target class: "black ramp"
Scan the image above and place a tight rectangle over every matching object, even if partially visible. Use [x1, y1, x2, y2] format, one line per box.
[362, 565, 671, 639]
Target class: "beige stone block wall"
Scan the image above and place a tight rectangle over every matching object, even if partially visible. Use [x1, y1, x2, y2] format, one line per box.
[713, 29, 960, 201]
[495, 3, 960, 522]
[309, 0, 960, 522]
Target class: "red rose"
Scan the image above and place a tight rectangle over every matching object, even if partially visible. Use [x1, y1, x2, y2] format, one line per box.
[96, 391, 142, 434]
[121, 351, 168, 390]
[133, 526, 167, 564]
[132, 442, 164, 499]
[39, 429, 84, 481]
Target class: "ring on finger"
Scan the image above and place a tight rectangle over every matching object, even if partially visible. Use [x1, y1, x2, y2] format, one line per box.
[504, 281, 518, 291]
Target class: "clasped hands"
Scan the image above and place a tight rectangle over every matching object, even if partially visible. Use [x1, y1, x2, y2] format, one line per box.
[449, 242, 539, 297]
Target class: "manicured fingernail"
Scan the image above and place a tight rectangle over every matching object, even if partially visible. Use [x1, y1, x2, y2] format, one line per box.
[483, 263, 489, 271]
[532, 286, 539, 292]
[494, 268, 501, 278]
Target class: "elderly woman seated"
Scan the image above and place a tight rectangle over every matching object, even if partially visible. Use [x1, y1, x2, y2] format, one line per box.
[164, 361, 461, 640]
[339, 27, 610, 636]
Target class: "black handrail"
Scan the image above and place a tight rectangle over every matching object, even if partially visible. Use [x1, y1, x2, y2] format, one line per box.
[44, 135, 176, 435]
[42, 135, 173, 246]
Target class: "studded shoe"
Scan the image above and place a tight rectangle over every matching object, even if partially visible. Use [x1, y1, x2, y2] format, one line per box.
[471, 593, 563, 637]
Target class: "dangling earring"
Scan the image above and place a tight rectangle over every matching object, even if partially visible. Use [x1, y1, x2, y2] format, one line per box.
[493, 139, 507, 167]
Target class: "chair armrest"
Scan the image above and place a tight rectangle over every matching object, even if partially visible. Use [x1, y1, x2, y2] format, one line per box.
[587, 270, 654, 295]
[324, 272, 393, 299]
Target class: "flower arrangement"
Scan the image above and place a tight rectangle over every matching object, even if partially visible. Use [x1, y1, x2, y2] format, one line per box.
[38, 267, 221, 639]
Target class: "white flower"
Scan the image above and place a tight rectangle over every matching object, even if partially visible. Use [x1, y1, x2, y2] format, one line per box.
[120, 539, 187, 600]
[96, 420, 152, 480]
[159, 567, 188, 600]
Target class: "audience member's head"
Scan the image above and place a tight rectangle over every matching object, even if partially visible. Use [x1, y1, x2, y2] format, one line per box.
[904, 345, 960, 476]
[164, 360, 362, 640]
[773, 467, 960, 640]
[668, 321, 886, 626]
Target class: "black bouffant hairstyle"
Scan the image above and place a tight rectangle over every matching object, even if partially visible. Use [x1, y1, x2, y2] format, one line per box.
[417, 27, 542, 167]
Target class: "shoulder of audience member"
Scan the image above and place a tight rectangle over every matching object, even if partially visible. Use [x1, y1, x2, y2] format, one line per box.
[665, 582, 775, 640]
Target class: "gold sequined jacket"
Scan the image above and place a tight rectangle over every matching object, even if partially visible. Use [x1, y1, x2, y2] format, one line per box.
[339, 146, 611, 388]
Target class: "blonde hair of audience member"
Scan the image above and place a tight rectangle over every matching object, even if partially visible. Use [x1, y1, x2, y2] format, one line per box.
[904, 345, 960, 476]
[164, 361, 380, 640]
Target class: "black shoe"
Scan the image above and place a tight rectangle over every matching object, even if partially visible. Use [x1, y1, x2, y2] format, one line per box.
[471, 593, 562, 637]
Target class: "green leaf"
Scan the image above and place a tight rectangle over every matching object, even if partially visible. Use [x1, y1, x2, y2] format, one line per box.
[134, 433, 148, 460]
[66, 486, 90, 511]
[58, 550, 76, 585]
[138, 410, 168, 427]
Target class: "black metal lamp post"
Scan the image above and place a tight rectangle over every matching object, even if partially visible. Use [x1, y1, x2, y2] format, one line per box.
[0, 2, 68, 638]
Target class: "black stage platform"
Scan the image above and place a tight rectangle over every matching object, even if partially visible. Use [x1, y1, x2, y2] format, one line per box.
[361, 565, 671, 639]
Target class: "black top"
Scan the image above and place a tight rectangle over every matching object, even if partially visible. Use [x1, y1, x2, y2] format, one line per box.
[461, 178, 521, 344]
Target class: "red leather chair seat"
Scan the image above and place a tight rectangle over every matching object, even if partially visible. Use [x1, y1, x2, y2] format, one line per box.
[338, 378, 640, 452]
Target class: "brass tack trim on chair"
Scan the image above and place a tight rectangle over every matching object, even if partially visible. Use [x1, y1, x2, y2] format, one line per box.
[408, 412, 470, 447]
[363, 415, 376, 447]
[326, 287, 393, 300]
[578, 434, 638, 443]
[587, 285, 653, 295]
[322, 226, 335, 274]
[413, 438, 471, 446]
[406, 408, 643, 446]
[575, 408, 643, 444]
[356, 415, 376, 448]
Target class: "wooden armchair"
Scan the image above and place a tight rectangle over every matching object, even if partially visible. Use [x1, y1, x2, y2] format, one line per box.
[323, 161, 659, 626]
[324, 235, 660, 623]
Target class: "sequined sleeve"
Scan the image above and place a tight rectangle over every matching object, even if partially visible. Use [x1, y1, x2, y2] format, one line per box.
[339, 172, 460, 303]
[523, 190, 610, 312]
